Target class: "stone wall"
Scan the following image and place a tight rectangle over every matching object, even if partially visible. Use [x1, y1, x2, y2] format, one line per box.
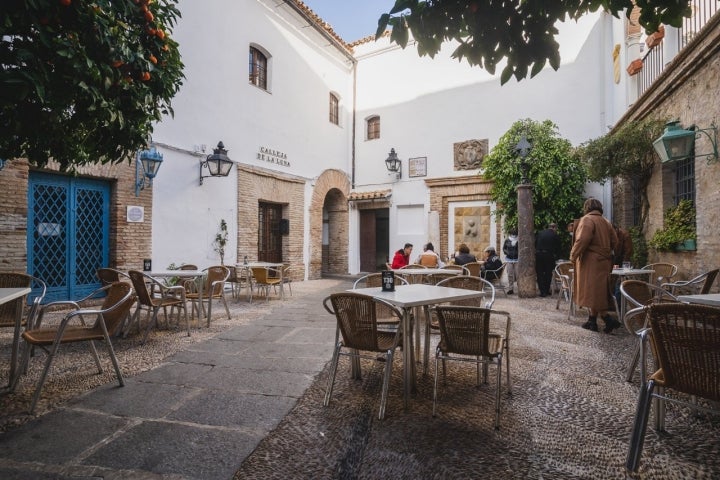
[614, 15, 720, 282]
[308, 169, 350, 280]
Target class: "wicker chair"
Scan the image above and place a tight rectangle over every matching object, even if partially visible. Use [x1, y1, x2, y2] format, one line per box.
[185, 266, 231, 324]
[353, 273, 409, 330]
[462, 261, 482, 277]
[443, 264, 469, 275]
[661, 268, 719, 295]
[250, 266, 282, 303]
[641, 263, 678, 287]
[626, 302, 720, 473]
[424, 276, 497, 375]
[96, 268, 130, 286]
[553, 261, 573, 309]
[322, 292, 404, 420]
[0, 273, 37, 389]
[620, 280, 679, 382]
[482, 262, 507, 297]
[127, 270, 188, 342]
[432, 305, 512, 428]
[19, 282, 135, 413]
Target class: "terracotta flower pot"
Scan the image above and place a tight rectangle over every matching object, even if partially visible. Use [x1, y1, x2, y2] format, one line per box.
[646, 25, 665, 49]
[626, 58, 643, 76]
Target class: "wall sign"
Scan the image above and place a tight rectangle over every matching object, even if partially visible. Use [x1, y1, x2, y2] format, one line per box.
[408, 157, 427, 177]
[127, 206, 145, 223]
[257, 146, 290, 167]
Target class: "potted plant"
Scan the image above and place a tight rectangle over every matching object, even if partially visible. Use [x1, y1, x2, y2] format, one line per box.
[648, 200, 696, 251]
[213, 219, 229, 264]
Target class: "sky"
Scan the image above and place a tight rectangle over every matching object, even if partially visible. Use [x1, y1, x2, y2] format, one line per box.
[301, 0, 393, 42]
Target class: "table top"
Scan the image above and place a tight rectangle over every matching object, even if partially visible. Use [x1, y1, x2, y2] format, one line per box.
[0, 287, 31, 306]
[612, 268, 654, 276]
[677, 293, 720, 306]
[238, 262, 283, 268]
[393, 268, 462, 275]
[148, 270, 203, 278]
[351, 284, 482, 308]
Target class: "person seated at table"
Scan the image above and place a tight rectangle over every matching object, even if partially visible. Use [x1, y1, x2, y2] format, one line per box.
[391, 243, 413, 269]
[416, 242, 444, 268]
[452, 243, 477, 266]
[480, 246, 503, 280]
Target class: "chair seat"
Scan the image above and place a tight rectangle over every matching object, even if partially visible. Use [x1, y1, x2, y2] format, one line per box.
[23, 326, 106, 345]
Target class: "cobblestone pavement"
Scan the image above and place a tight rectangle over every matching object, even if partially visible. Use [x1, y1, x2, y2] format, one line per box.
[1, 279, 718, 479]
[234, 290, 720, 480]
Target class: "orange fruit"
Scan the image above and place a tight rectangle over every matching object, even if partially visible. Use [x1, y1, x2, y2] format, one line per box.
[148, 54, 157, 64]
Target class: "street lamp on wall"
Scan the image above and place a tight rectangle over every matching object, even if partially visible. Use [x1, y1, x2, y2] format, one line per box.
[652, 120, 718, 163]
[199, 141, 234, 185]
[385, 148, 402, 180]
[135, 145, 164, 197]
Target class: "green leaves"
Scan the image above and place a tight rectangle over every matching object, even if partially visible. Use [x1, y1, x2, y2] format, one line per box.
[377, 0, 695, 83]
[483, 118, 586, 240]
[0, 0, 184, 171]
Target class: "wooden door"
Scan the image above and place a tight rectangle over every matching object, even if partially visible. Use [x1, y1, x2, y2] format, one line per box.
[258, 202, 282, 263]
[359, 210, 376, 272]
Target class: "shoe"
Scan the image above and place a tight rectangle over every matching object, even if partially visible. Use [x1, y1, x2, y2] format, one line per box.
[507, 289, 514, 295]
[581, 320, 598, 332]
[539, 293, 548, 297]
[603, 316, 622, 334]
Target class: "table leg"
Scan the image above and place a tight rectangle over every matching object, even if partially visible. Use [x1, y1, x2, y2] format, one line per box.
[8, 297, 24, 389]
[402, 307, 416, 409]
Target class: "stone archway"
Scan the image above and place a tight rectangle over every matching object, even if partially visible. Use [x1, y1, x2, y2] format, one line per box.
[309, 169, 350, 279]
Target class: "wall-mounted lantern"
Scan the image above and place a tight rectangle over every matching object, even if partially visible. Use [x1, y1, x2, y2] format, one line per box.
[135, 146, 164, 196]
[385, 148, 402, 181]
[199, 141, 234, 185]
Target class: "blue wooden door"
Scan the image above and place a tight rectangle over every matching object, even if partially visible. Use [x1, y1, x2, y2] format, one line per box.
[27, 172, 110, 302]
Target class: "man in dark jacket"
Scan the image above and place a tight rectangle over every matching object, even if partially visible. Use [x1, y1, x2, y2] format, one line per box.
[535, 223, 561, 297]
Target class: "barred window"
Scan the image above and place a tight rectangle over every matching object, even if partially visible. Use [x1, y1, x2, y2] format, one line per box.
[249, 47, 267, 90]
[329, 93, 339, 125]
[674, 156, 695, 204]
[367, 116, 380, 140]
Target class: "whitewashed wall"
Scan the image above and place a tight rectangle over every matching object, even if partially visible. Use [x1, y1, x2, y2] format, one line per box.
[151, 0, 354, 270]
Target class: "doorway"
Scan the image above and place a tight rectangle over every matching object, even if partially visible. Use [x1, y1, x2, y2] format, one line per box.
[258, 202, 283, 262]
[359, 208, 389, 272]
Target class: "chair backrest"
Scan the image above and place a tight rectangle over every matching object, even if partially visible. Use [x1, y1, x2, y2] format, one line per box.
[251, 266, 273, 284]
[418, 253, 439, 268]
[700, 269, 720, 294]
[463, 262, 482, 277]
[400, 264, 427, 269]
[646, 303, 720, 401]
[436, 275, 495, 308]
[96, 268, 120, 286]
[556, 261, 573, 277]
[0, 272, 32, 327]
[484, 263, 506, 283]
[434, 305, 494, 357]
[443, 265, 466, 273]
[96, 282, 136, 335]
[128, 270, 155, 307]
[642, 263, 678, 285]
[179, 264, 198, 270]
[353, 273, 408, 289]
[204, 266, 230, 296]
[620, 280, 678, 310]
[323, 292, 401, 352]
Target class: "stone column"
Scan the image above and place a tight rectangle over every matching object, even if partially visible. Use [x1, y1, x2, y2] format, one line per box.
[517, 183, 537, 298]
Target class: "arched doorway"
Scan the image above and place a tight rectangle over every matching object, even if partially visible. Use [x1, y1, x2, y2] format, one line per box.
[322, 188, 348, 275]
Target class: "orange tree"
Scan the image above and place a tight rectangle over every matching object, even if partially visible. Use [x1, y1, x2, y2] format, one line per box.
[0, 0, 184, 171]
[377, 0, 694, 84]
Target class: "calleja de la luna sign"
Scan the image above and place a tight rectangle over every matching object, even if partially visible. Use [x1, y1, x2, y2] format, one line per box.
[257, 147, 290, 167]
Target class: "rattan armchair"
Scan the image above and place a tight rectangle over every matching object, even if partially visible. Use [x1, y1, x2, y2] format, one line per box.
[554, 261, 573, 311]
[482, 262, 507, 297]
[250, 266, 282, 302]
[323, 292, 404, 420]
[127, 270, 188, 342]
[619, 280, 679, 382]
[424, 276, 497, 375]
[433, 305, 512, 429]
[185, 266, 231, 325]
[353, 273, 409, 330]
[19, 282, 135, 413]
[462, 261, 482, 277]
[641, 263, 678, 287]
[661, 268, 719, 295]
[626, 303, 720, 473]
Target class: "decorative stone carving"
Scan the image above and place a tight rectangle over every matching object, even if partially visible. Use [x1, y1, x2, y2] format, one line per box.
[453, 139, 488, 170]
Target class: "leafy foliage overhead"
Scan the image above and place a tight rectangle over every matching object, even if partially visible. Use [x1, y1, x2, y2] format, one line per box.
[0, 0, 184, 171]
[575, 118, 665, 232]
[483, 119, 586, 239]
[376, 0, 693, 84]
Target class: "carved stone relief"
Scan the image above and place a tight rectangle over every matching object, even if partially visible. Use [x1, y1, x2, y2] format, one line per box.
[453, 139, 488, 170]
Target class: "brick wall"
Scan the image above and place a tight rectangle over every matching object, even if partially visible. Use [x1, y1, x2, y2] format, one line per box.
[0, 158, 148, 274]
[308, 169, 350, 279]
[237, 164, 305, 281]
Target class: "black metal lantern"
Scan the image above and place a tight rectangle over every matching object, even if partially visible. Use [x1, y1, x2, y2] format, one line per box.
[200, 141, 234, 185]
[385, 148, 402, 180]
[514, 135, 532, 184]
